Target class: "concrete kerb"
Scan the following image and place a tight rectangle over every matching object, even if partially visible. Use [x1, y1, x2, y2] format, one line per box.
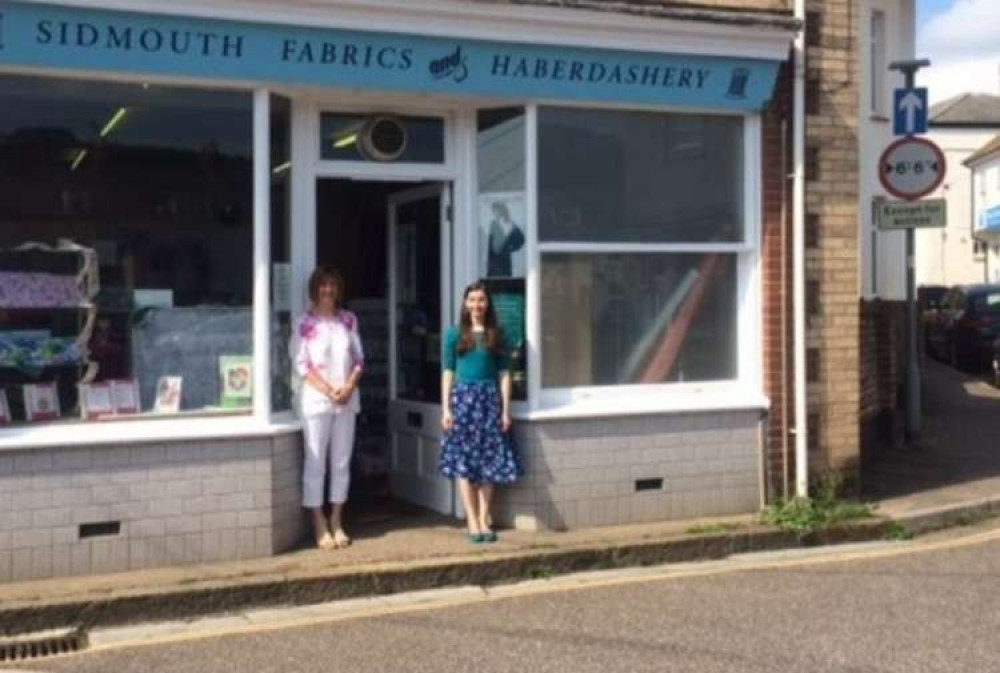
[0, 520, 898, 637]
[4, 500, 999, 639]
[887, 496, 1000, 536]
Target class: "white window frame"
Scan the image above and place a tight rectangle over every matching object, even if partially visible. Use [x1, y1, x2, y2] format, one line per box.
[869, 8, 887, 118]
[524, 105, 765, 418]
[0, 68, 284, 449]
[0, 69, 769, 448]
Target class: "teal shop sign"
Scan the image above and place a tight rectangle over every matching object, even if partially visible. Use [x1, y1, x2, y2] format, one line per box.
[0, 1, 781, 109]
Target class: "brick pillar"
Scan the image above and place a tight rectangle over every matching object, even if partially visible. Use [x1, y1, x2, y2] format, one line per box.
[804, 0, 861, 483]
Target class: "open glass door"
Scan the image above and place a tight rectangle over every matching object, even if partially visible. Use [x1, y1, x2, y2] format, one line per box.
[387, 183, 453, 515]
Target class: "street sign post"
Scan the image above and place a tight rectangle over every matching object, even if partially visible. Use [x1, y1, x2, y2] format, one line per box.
[878, 136, 946, 202]
[893, 87, 928, 136]
[887, 59, 934, 446]
[877, 199, 947, 230]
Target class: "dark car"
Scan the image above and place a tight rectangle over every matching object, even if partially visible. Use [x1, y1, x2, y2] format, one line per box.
[993, 338, 1000, 388]
[924, 284, 1000, 371]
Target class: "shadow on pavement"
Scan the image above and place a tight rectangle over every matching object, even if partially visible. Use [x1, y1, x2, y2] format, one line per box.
[863, 358, 1000, 503]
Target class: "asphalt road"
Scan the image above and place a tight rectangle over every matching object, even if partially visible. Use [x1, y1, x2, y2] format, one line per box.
[13, 522, 1000, 673]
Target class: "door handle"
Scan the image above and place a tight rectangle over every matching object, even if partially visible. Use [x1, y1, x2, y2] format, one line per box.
[407, 411, 423, 429]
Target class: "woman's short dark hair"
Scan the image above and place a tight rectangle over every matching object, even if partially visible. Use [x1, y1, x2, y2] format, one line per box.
[307, 266, 345, 306]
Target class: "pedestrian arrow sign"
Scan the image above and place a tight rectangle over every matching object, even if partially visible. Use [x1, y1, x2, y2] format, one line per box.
[894, 87, 928, 136]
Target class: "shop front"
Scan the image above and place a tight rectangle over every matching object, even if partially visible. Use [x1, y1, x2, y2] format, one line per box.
[0, 0, 795, 580]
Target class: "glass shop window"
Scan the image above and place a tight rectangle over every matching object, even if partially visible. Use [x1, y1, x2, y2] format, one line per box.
[537, 106, 745, 388]
[476, 107, 527, 400]
[0, 74, 254, 425]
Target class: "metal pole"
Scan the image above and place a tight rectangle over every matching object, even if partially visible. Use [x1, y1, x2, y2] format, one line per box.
[889, 60, 930, 444]
[906, 223, 920, 440]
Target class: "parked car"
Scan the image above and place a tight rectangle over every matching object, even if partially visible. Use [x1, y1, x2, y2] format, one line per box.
[919, 284, 949, 353]
[993, 338, 1000, 388]
[924, 284, 1000, 371]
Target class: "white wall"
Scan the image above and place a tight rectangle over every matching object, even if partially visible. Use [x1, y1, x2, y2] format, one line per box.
[859, 0, 916, 301]
[970, 153, 1000, 283]
[917, 128, 997, 286]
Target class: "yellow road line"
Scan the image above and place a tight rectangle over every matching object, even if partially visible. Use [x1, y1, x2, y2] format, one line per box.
[79, 524, 1000, 656]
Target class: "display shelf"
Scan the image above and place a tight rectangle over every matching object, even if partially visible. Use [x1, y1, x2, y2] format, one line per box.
[0, 241, 100, 424]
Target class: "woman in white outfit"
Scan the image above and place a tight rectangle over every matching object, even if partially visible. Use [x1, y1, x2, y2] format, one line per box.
[292, 267, 364, 550]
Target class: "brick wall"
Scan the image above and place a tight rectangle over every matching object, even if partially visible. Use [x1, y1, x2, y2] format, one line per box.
[859, 300, 906, 459]
[496, 412, 763, 531]
[0, 433, 305, 582]
[804, 0, 861, 481]
[761, 62, 793, 501]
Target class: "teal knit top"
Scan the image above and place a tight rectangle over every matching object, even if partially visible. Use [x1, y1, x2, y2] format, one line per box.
[442, 326, 509, 382]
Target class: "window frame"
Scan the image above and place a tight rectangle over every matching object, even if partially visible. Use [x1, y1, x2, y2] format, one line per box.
[524, 104, 764, 414]
[869, 9, 887, 118]
[0, 69, 278, 448]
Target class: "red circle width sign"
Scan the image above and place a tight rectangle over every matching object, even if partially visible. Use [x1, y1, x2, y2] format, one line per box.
[878, 136, 947, 201]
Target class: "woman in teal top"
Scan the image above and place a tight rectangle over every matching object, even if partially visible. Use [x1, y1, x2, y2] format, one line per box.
[439, 280, 523, 544]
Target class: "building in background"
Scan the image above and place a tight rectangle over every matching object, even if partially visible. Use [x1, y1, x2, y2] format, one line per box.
[857, 0, 920, 463]
[919, 94, 1000, 286]
[965, 135, 1000, 282]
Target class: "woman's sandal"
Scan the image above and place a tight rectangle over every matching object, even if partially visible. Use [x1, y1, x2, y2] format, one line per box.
[332, 529, 352, 549]
[481, 530, 498, 544]
[468, 532, 485, 544]
[317, 531, 336, 550]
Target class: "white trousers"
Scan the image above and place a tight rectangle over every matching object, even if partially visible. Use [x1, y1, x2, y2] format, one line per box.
[301, 410, 356, 508]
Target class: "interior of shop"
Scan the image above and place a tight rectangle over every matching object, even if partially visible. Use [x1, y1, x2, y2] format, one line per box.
[315, 178, 444, 519]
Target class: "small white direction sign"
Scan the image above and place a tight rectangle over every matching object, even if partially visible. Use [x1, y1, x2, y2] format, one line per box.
[877, 199, 947, 230]
[879, 136, 946, 201]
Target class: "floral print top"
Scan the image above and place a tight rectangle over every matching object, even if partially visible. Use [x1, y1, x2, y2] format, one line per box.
[291, 309, 364, 414]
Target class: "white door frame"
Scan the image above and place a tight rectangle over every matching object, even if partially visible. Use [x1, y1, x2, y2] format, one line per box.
[387, 182, 454, 514]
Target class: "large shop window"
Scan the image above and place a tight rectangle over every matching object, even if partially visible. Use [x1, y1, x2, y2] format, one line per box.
[538, 107, 745, 388]
[477, 108, 527, 400]
[0, 75, 253, 426]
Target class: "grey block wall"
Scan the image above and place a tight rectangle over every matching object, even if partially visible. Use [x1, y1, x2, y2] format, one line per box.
[495, 410, 764, 531]
[0, 431, 306, 583]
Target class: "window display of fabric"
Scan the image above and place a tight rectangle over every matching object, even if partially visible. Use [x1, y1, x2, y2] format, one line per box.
[0, 334, 84, 374]
[0, 272, 89, 308]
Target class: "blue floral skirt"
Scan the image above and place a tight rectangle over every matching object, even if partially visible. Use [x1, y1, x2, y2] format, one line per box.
[439, 380, 523, 485]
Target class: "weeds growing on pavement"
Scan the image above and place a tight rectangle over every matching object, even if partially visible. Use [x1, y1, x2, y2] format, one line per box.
[761, 473, 874, 539]
[685, 522, 748, 536]
[883, 521, 913, 541]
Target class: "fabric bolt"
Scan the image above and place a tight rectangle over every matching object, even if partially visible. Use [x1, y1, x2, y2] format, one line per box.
[0, 334, 82, 374]
[439, 380, 522, 485]
[0, 272, 84, 308]
[301, 409, 356, 507]
[291, 309, 364, 415]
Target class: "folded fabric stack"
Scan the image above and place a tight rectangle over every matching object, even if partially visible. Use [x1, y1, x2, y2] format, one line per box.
[0, 334, 83, 375]
[0, 272, 87, 308]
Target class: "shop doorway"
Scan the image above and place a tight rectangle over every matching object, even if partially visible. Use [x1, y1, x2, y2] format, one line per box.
[316, 179, 454, 518]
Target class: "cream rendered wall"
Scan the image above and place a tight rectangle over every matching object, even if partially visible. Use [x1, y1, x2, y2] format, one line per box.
[970, 154, 1000, 283]
[917, 128, 996, 286]
[859, 0, 916, 301]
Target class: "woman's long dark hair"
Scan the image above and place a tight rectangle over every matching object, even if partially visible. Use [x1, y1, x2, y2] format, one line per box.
[458, 280, 503, 355]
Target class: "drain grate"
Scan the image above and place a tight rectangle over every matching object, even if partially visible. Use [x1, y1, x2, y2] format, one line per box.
[0, 629, 88, 662]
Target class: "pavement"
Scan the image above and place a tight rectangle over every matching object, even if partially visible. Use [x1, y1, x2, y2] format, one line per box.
[25, 522, 1000, 673]
[0, 357, 996, 638]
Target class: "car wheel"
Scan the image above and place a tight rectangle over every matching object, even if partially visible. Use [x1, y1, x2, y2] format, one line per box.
[950, 342, 964, 371]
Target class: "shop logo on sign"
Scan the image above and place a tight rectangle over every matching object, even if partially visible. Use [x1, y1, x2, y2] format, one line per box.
[726, 67, 750, 99]
[429, 46, 469, 83]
